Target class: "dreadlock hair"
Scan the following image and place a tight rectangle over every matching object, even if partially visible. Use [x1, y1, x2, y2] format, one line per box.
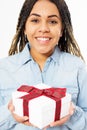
[9, 0, 37, 55]
[9, 0, 84, 60]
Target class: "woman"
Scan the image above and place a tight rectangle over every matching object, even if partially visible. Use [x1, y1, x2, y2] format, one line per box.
[0, 0, 87, 130]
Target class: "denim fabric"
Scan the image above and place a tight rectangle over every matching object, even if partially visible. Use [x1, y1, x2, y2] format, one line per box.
[0, 43, 87, 130]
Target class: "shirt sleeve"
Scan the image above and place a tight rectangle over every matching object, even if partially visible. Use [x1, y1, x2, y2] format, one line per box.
[65, 62, 87, 130]
[0, 104, 18, 129]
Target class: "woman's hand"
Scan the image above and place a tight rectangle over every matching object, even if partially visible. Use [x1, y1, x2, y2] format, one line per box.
[8, 100, 34, 126]
[49, 102, 75, 127]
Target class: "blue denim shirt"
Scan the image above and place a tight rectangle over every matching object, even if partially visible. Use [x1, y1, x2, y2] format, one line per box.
[0, 43, 87, 130]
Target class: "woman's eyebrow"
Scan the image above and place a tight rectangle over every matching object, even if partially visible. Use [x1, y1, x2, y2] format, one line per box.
[48, 15, 61, 20]
[30, 13, 60, 19]
[30, 13, 41, 17]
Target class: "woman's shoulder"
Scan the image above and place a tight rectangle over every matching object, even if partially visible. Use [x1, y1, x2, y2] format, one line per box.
[60, 51, 86, 68]
[0, 53, 21, 70]
[0, 45, 31, 71]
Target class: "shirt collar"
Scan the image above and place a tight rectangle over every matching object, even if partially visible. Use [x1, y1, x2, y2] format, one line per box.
[19, 44, 61, 65]
[50, 46, 61, 65]
[18, 43, 32, 65]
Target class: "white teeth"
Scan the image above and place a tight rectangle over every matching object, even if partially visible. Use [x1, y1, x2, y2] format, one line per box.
[37, 38, 50, 41]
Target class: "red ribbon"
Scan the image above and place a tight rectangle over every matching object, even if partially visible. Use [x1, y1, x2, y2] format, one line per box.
[17, 85, 66, 121]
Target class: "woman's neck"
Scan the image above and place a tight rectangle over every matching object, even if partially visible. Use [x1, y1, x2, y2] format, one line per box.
[30, 49, 52, 71]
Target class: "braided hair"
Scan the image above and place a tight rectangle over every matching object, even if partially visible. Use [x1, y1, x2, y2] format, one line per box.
[9, 0, 84, 60]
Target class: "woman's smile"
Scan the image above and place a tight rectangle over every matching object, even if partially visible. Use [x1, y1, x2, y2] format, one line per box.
[35, 37, 52, 44]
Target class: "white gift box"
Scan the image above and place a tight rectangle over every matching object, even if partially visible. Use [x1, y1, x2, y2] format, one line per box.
[12, 83, 71, 129]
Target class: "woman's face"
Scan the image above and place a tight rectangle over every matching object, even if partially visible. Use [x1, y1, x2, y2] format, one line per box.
[25, 0, 62, 56]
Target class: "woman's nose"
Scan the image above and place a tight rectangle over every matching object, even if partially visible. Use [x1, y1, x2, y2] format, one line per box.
[38, 22, 50, 33]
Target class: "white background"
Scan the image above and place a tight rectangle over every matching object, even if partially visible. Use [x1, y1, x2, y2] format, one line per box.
[0, 0, 87, 62]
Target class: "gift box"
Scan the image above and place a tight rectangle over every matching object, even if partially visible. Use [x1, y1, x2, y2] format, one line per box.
[12, 83, 71, 129]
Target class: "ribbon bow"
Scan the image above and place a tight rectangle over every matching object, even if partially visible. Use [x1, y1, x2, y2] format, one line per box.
[17, 85, 66, 121]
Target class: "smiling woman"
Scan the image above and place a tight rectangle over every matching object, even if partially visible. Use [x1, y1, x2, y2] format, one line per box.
[0, 0, 87, 130]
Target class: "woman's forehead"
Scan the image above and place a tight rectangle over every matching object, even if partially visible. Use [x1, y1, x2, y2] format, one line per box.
[30, 0, 60, 17]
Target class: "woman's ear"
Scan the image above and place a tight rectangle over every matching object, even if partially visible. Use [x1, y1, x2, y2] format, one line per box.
[24, 29, 26, 35]
[60, 31, 63, 37]
[58, 30, 62, 37]
[60, 25, 64, 37]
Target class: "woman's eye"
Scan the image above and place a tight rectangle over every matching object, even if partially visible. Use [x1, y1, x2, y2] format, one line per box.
[31, 19, 39, 23]
[49, 20, 58, 25]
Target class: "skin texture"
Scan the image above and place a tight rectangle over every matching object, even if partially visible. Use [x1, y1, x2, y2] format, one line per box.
[8, 0, 75, 129]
